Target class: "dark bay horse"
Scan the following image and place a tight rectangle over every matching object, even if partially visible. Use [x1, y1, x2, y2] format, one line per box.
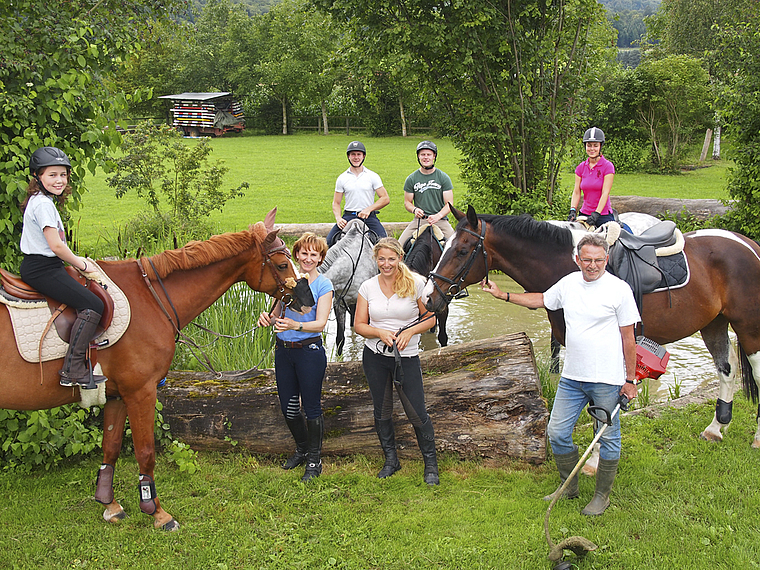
[404, 223, 449, 347]
[425, 205, 760, 447]
[0, 211, 313, 530]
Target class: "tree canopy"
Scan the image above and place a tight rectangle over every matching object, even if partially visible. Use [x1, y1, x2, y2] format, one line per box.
[0, 0, 185, 267]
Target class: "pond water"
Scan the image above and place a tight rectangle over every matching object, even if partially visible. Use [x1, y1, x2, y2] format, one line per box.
[323, 273, 721, 403]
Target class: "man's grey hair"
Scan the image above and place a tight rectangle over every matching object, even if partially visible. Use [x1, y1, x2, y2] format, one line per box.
[577, 233, 609, 255]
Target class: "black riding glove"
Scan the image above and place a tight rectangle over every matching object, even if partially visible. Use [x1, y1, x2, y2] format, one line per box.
[586, 211, 601, 226]
[567, 208, 577, 222]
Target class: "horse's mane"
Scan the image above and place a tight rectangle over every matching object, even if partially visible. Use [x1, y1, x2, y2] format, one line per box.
[141, 222, 267, 279]
[405, 226, 435, 274]
[320, 219, 374, 272]
[471, 214, 574, 250]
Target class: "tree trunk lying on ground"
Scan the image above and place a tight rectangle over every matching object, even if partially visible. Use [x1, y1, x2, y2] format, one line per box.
[611, 196, 728, 220]
[159, 332, 549, 464]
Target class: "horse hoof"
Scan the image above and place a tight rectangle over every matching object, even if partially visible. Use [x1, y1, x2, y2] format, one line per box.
[103, 508, 126, 523]
[158, 518, 180, 531]
[752, 439, 760, 449]
[700, 430, 723, 442]
[581, 464, 597, 477]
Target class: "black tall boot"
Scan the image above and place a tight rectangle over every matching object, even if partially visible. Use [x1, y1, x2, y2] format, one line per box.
[414, 418, 439, 486]
[302, 415, 324, 483]
[282, 414, 308, 470]
[375, 418, 401, 478]
[59, 309, 107, 387]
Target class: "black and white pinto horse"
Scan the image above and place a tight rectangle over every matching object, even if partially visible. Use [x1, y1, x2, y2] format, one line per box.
[319, 218, 378, 356]
[404, 223, 450, 347]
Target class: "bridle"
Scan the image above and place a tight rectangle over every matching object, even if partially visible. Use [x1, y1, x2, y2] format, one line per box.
[258, 239, 298, 309]
[428, 219, 489, 306]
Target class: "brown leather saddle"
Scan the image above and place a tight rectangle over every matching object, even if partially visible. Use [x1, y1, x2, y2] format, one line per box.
[0, 266, 114, 342]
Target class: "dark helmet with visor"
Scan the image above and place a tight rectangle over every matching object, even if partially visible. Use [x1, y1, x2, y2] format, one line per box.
[30, 146, 71, 175]
[346, 141, 366, 166]
[582, 127, 605, 144]
[416, 140, 438, 155]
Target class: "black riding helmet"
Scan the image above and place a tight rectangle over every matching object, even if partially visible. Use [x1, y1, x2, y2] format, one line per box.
[582, 127, 605, 144]
[30, 146, 71, 175]
[346, 140, 366, 167]
[416, 140, 437, 169]
[29, 146, 71, 196]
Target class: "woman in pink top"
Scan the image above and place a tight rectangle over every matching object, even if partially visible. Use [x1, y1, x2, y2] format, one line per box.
[568, 127, 615, 228]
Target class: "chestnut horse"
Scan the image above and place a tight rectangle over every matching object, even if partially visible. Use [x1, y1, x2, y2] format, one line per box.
[0, 212, 313, 530]
[425, 205, 760, 448]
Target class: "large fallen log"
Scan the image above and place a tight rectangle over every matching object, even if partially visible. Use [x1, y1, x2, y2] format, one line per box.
[159, 332, 548, 464]
[611, 196, 728, 220]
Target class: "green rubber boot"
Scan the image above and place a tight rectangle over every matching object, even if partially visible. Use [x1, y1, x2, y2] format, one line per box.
[543, 448, 580, 501]
[581, 457, 619, 516]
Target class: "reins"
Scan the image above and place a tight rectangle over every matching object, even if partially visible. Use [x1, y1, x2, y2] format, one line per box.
[136, 238, 299, 376]
[428, 219, 489, 305]
[331, 221, 373, 316]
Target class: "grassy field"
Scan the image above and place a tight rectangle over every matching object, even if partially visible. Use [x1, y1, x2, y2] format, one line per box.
[74, 133, 731, 250]
[2, 398, 760, 569]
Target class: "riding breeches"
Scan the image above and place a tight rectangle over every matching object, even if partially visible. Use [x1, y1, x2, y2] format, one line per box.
[20, 254, 104, 314]
[274, 342, 327, 420]
[362, 346, 429, 427]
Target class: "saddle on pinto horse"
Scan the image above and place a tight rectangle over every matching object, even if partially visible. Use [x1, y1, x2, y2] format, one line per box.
[604, 220, 686, 313]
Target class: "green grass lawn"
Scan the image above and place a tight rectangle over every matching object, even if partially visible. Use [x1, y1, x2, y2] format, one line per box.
[2, 399, 760, 569]
[75, 133, 732, 250]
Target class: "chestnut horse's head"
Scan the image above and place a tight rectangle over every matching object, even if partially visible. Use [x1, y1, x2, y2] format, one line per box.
[251, 208, 314, 312]
[424, 204, 488, 313]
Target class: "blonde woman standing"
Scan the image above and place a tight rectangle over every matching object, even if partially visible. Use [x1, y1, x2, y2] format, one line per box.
[354, 237, 439, 485]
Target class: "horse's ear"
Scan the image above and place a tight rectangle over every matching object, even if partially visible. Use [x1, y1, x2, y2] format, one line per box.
[263, 229, 281, 250]
[466, 204, 479, 228]
[264, 207, 278, 232]
[450, 203, 466, 221]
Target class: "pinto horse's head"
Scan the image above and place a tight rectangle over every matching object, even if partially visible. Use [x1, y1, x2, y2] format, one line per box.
[424, 204, 488, 313]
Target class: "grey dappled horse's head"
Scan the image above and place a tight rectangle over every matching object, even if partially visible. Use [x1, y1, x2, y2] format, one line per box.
[319, 218, 378, 299]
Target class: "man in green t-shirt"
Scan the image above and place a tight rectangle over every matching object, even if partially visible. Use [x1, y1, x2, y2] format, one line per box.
[398, 141, 455, 248]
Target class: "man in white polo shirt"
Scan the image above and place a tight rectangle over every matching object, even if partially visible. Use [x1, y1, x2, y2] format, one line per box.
[326, 141, 390, 246]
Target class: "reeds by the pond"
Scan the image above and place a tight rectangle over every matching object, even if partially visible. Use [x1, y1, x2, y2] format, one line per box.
[171, 282, 275, 372]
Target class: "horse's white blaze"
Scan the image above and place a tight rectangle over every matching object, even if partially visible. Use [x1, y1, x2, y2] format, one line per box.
[694, 229, 760, 263]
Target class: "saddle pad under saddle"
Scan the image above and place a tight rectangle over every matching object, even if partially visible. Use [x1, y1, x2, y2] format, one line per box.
[651, 251, 690, 292]
[4, 261, 131, 363]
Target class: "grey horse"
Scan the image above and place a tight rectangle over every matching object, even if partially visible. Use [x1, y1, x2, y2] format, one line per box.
[319, 218, 379, 356]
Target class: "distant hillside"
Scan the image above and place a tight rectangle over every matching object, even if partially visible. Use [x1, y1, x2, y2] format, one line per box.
[599, 0, 661, 13]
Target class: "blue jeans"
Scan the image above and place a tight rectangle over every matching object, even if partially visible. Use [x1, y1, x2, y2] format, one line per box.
[327, 211, 386, 246]
[547, 377, 623, 460]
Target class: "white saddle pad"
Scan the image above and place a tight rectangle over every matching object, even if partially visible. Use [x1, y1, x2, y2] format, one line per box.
[3, 261, 131, 363]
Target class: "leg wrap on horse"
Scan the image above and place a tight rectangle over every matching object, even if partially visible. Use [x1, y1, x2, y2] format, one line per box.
[94, 463, 115, 505]
[716, 398, 733, 424]
[138, 474, 158, 515]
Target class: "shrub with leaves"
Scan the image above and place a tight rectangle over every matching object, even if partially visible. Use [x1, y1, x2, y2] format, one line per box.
[107, 123, 248, 235]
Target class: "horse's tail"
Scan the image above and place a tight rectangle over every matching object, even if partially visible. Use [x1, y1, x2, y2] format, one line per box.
[740, 342, 758, 403]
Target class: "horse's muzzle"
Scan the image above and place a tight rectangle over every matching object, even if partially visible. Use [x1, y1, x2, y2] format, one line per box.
[290, 277, 315, 313]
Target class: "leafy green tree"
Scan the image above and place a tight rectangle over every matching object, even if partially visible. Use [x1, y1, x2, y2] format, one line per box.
[107, 124, 247, 226]
[713, 9, 760, 239]
[0, 0, 184, 269]
[633, 55, 711, 170]
[316, 0, 616, 215]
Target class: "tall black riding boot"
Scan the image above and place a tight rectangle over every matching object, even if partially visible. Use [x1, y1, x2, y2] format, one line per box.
[59, 309, 107, 387]
[282, 414, 308, 470]
[414, 418, 439, 486]
[302, 415, 324, 483]
[375, 418, 401, 478]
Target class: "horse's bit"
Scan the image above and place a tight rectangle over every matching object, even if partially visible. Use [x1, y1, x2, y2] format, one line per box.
[428, 220, 489, 305]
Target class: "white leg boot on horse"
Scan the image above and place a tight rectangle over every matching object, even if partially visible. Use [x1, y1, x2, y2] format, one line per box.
[59, 308, 107, 387]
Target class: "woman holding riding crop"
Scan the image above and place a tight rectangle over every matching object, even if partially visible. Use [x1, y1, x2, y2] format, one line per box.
[354, 237, 439, 485]
[257, 233, 333, 483]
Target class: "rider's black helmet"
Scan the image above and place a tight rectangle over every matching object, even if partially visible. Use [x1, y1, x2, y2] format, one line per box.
[30, 146, 71, 175]
[346, 141, 367, 156]
[582, 127, 605, 144]
[416, 140, 437, 155]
